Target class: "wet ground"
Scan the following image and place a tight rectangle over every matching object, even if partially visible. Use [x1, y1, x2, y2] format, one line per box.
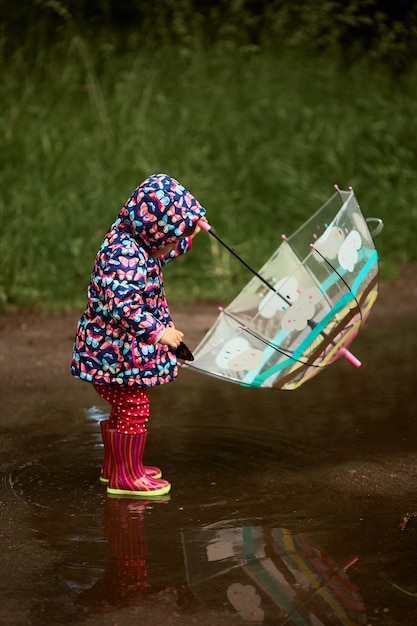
[1, 269, 417, 625]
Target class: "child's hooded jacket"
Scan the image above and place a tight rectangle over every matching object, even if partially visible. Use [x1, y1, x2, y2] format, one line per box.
[71, 174, 205, 387]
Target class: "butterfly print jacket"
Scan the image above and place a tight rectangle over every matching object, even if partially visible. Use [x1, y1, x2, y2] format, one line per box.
[71, 174, 205, 387]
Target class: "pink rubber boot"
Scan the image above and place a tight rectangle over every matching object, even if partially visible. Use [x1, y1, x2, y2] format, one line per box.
[99, 419, 162, 484]
[107, 429, 171, 498]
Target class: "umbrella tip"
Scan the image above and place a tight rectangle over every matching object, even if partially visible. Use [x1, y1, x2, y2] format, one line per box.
[341, 348, 362, 368]
[281, 234, 287, 240]
[334, 183, 339, 190]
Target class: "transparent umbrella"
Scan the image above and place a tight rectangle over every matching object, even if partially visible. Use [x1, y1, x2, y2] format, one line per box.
[184, 187, 383, 390]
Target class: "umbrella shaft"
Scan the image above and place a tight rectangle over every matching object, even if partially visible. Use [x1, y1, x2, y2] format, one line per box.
[207, 229, 289, 306]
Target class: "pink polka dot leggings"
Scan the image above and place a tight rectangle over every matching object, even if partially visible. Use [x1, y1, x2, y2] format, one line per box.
[93, 383, 150, 434]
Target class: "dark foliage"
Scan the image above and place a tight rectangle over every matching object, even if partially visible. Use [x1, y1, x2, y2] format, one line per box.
[1, 0, 416, 69]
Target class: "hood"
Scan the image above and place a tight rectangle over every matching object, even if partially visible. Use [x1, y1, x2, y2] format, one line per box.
[116, 173, 206, 253]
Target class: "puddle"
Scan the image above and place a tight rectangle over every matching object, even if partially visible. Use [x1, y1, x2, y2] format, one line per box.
[1, 321, 417, 624]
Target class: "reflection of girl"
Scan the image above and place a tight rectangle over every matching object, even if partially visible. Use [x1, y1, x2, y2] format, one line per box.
[77, 498, 151, 606]
[71, 174, 205, 497]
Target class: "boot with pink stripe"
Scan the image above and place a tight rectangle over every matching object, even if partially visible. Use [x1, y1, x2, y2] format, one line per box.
[107, 429, 171, 497]
[99, 419, 162, 484]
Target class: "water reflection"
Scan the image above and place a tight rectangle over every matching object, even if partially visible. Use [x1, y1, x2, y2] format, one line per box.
[77, 498, 154, 608]
[182, 522, 367, 625]
[67, 493, 367, 625]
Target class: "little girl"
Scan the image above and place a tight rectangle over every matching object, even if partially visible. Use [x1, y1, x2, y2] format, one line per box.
[71, 173, 206, 497]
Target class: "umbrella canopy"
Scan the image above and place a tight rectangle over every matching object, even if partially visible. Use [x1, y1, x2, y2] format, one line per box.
[182, 523, 367, 625]
[187, 188, 381, 389]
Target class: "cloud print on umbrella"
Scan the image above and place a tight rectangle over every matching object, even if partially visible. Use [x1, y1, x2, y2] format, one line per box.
[182, 522, 367, 625]
[227, 582, 264, 622]
[314, 226, 346, 260]
[258, 276, 300, 319]
[215, 337, 265, 372]
[314, 226, 362, 273]
[280, 286, 322, 332]
[338, 230, 362, 272]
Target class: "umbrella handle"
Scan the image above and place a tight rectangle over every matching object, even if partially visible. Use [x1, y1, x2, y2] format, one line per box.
[198, 219, 212, 232]
[366, 217, 384, 237]
[340, 348, 362, 368]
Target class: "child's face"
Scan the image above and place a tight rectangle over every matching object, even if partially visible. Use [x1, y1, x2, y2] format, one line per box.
[182, 223, 197, 238]
[149, 223, 197, 258]
[150, 242, 176, 258]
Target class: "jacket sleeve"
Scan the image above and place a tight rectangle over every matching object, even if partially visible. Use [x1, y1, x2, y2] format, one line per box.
[160, 236, 192, 266]
[99, 247, 166, 344]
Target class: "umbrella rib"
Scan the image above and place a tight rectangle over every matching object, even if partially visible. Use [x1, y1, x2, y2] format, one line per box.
[310, 245, 363, 324]
[221, 308, 321, 368]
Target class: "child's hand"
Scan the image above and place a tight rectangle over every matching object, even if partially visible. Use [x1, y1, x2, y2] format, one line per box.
[190, 222, 201, 239]
[159, 327, 184, 349]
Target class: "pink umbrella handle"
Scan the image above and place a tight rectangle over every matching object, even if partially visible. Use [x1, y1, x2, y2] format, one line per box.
[340, 348, 361, 368]
[198, 219, 212, 232]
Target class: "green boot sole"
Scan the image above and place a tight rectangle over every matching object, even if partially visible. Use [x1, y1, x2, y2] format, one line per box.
[107, 482, 171, 498]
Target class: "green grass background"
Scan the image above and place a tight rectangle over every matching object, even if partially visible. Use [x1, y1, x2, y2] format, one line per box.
[1, 34, 416, 311]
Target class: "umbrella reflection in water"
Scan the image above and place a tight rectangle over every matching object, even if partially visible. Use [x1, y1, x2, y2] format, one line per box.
[182, 522, 367, 625]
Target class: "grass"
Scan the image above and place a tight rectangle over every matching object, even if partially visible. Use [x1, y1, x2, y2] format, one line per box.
[1, 34, 416, 311]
